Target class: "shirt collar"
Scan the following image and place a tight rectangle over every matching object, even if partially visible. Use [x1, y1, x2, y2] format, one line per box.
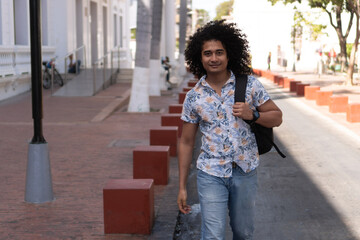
[199, 70, 235, 88]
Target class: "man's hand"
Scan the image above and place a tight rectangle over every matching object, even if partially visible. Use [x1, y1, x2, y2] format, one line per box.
[177, 189, 191, 214]
[232, 102, 253, 120]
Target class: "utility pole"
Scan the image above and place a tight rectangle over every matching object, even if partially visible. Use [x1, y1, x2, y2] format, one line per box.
[25, 0, 54, 203]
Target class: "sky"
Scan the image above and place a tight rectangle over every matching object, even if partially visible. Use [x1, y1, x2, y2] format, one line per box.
[192, 0, 224, 19]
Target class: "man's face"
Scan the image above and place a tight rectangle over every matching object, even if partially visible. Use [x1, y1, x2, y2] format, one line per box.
[201, 40, 228, 75]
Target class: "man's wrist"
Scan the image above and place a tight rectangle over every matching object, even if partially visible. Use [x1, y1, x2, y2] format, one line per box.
[251, 110, 260, 123]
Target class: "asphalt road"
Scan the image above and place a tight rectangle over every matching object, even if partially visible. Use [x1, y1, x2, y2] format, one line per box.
[175, 78, 360, 240]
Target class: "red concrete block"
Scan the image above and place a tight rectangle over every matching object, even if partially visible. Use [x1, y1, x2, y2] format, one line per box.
[178, 92, 186, 104]
[149, 127, 178, 157]
[268, 73, 276, 83]
[346, 103, 360, 123]
[252, 69, 261, 76]
[103, 179, 154, 234]
[260, 71, 268, 78]
[169, 104, 183, 114]
[187, 80, 197, 87]
[161, 113, 182, 137]
[133, 146, 170, 185]
[283, 78, 295, 88]
[316, 90, 333, 106]
[289, 81, 301, 92]
[305, 86, 321, 100]
[183, 87, 192, 92]
[263, 71, 271, 79]
[296, 83, 310, 96]
[274, 75, 283, 85]
[329, 95, 348, 113]
[277, 76, 285, 87]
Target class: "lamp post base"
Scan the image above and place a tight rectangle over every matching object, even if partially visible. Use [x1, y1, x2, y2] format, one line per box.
[25, 143, 54, 203]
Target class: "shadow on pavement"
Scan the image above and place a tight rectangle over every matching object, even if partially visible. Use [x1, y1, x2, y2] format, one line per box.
[173, 133, 357, 240]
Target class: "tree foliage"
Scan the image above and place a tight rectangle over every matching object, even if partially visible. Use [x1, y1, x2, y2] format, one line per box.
[269, 0, 359, 84]
[293, 9, 327, 41]
[195, 9, 211, 27]
[214, 0, 234, 20]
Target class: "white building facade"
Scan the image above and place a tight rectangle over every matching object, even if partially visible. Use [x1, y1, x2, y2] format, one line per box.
[232, 0, 356, 72]
[0, 0, 133, 101]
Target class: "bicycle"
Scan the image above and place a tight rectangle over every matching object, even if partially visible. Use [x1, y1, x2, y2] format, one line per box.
[42, 60, 64, 89]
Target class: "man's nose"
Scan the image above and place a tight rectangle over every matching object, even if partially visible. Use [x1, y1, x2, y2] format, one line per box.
[210, 53, 217, 61]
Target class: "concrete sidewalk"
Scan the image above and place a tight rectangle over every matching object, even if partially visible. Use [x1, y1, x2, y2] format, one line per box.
[0, 69, 359, 239]
[0, 80, 183, 239]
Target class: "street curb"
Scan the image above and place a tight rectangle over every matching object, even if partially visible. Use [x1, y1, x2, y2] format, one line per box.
[91, 89, 131, 122]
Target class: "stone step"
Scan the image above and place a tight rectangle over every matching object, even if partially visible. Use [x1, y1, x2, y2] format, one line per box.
[116, 68, 133, 83]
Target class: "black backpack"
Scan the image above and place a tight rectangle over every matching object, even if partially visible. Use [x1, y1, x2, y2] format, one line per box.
[235, 74, 286, 158]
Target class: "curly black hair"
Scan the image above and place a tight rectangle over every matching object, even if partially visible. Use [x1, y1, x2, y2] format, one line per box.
[185, 20, 252, 78]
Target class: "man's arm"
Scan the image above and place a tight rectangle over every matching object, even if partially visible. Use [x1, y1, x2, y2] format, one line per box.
[256, 99, 282, 128]
[233, 99, 282, 128]
[177, 121, 198, 214]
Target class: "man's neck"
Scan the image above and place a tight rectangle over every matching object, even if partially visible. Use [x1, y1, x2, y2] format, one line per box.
[205, 70, 231, 88]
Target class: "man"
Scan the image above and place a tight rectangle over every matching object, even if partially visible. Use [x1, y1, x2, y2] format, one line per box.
[68, 54, 81, 74]
[177, 20, 283, 240]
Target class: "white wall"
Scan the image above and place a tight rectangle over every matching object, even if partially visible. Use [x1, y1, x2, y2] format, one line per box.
[233, 0, 293, 71]
[233, 0, 358, 72]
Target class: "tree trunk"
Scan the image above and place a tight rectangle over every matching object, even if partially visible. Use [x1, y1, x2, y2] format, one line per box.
[339, 38, 348, 73]
[128, 0, 153, 112]
[178, 0, 187, 76]
[333, 7, 348, 72]
[347, 3, 360, 86]
[149, 0, 163, 96]
[324, 4, 354, 73]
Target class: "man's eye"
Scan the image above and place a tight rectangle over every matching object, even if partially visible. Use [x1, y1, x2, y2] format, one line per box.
[216, 51, 224, 55]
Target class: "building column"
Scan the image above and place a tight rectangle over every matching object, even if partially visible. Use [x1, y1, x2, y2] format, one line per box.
[1, 1, 15, 45]
[164, 0, 176, 63]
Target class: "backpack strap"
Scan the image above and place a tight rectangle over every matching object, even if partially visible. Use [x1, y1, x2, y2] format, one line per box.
[234, 74, 247, 103]
[234, 74, 286, 158]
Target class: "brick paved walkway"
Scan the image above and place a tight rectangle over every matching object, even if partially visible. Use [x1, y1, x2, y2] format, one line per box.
[0, 70, 359, 239]
[0, 82, 182, 240]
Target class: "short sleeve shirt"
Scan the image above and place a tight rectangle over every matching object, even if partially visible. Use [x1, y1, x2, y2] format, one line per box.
[181, 71, 270, 177]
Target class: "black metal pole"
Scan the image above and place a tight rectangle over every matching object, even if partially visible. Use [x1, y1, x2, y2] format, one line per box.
[29, 0, 46, 144]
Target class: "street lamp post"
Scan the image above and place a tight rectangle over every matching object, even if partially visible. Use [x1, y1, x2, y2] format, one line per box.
[25, 0, 54, 203]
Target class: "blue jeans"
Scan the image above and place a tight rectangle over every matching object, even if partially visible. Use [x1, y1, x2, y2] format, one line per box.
[197, 165, 258, 240]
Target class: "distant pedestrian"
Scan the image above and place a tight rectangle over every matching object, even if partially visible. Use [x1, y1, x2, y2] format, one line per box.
[177, 20, 283, 239]
[161, 56, 172, 89]
[162, 56, 171, 82]
[68, 54, 81, 74]
[267, 52, 271, 70]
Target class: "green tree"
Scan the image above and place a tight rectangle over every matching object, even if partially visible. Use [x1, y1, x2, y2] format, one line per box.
[293, 9, 327, 41]
[195, 9, 210, 27]
[214, 0, 234, 20]
[346, 1, 359, 85]
[291, 8, 327, 71]
[269, 0, 357, 75]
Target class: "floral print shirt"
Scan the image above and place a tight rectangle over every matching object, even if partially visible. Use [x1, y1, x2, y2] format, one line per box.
[181, 71, 270, 177]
